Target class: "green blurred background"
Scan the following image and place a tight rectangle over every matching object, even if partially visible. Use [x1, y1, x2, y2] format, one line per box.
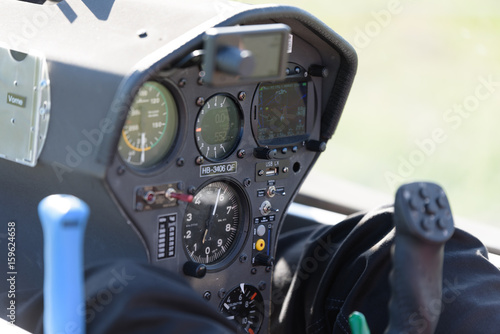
[240, 0, 500, 226]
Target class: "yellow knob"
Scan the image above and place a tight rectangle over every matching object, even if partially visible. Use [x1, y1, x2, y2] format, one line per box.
[256, 239, 265, 251]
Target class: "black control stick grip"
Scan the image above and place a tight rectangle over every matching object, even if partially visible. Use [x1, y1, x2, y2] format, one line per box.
[385, 182, 455, 334]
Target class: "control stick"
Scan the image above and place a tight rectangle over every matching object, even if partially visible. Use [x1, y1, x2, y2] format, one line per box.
[385, 182, 455, 334]
[39, 195, 89, 334]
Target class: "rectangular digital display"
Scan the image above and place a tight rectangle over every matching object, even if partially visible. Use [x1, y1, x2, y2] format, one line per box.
[203, 24, 290, 86]
[257, 81, 307, 142]
[241, 33, 283, 78]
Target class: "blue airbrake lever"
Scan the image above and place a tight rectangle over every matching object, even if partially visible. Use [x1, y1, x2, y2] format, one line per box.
[38, 194, 89, 334]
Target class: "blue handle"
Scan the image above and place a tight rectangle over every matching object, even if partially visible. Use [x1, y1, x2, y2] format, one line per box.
[38, 194, 89, 334]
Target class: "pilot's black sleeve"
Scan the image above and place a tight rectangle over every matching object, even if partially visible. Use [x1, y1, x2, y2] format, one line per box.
[271, 206, 500, 333]
[15, 261, 236, 334]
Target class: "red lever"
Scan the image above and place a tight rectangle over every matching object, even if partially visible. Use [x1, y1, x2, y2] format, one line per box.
[166, 190, 193, 203]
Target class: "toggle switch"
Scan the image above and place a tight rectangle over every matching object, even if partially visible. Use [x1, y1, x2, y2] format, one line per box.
[260, 200, 279, 216]
[165, 188, 194, 203]
[267, 186, 286, 197]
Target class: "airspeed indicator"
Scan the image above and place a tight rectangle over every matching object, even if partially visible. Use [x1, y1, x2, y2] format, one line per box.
[117, 81, 178, 169]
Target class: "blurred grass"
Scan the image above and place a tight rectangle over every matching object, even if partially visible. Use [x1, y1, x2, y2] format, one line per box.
[239, 0, 500, 226]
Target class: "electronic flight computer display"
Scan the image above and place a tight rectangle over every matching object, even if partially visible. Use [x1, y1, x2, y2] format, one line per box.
[256, 81, 308, 144]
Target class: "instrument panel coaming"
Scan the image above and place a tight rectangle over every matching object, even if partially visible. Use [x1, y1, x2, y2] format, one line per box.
[105, 21, 337, 333]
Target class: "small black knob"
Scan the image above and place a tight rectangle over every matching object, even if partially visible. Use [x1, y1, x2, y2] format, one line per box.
[306, 140, 326, 152]
[308, 65, 329, 78]
[253, 147, 278, 160]
[254, 254, 274, 267]
[183, 261, 207, 278]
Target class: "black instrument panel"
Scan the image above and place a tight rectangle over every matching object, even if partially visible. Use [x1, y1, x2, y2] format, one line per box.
[105, 22, 340, 334]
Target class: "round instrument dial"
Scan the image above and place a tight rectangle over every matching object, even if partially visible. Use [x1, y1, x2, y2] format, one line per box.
[118, 81, 178, 168]
[220, 284, 264, 334]
[183, 181, 245, 266]
[195, 94, 242, 161]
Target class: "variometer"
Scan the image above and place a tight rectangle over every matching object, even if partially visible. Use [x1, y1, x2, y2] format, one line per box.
[182, 180, 246, 266]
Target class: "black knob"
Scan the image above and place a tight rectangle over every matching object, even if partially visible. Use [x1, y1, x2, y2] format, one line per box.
[308, 65, 329, 78]
[253, 147, 278, 160]
[183, 261, 207, 278]
[306, 140, 326, 152]
[254, 254, 274, 267]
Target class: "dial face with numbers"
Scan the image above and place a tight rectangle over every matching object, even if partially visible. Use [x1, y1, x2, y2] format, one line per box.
[118, 81, 179, 169]
[182, 181, 245, 265]
[195, 94, 242, 161]
[219, 284, 264, 334]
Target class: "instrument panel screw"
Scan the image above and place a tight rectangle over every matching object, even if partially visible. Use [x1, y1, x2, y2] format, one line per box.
[265, 266, 272, 273]
[117, 166, 126, 176]
[238, 91, 246, 101]
[258, 281, 267, 291]
[239, 253, 248, 263]
[203, 291, 211, 301]
[282, 167, 289, 174]
[243, 178, 251, 188]
[237, 149, 246, 159]
[176, 157, 185, 167]
[178, 78, 187, 88]
[195, 156, 204, 165]
[187, 186, 196, 195]
[251, 268, 257, 275]
[218, 288, 226, 299]
[197, 72, 205, 86]
[196, 97, 205, 106]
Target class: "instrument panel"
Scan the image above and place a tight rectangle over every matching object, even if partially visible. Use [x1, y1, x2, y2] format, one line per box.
[108, 63, 322, 333]
[104, 18, 352, 333]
